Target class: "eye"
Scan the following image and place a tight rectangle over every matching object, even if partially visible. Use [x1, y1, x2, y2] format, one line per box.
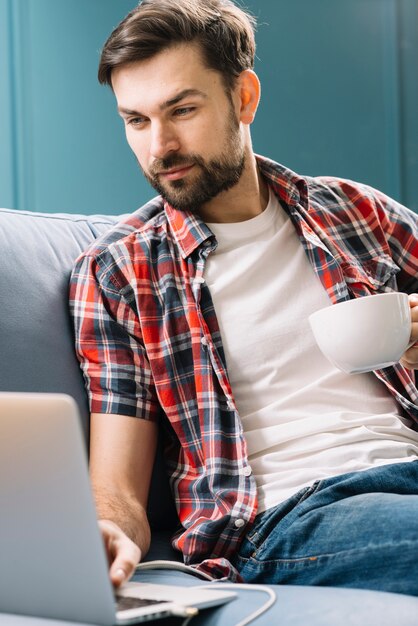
[173, 106, 195, 117]
[126, 116, 148, 128]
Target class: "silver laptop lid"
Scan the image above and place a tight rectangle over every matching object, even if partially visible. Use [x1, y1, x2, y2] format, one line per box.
[0, 393, 116, 625]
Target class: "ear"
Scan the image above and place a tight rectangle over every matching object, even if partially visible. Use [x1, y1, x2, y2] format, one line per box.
[237, 70, 261, 125]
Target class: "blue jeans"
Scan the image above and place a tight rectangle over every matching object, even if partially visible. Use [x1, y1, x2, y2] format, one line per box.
[233, 461, 418, 595]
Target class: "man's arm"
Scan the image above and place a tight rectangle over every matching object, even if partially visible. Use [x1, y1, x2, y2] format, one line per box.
[89, 412, 158, 587]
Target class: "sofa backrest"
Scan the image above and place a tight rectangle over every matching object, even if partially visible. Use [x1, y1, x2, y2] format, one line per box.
[0, 207, 177, 530]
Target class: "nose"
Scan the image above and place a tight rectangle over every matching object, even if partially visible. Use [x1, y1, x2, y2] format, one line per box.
[149, 121, 180, 160]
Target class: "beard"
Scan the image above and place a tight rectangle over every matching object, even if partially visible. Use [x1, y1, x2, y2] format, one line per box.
[141, 109, 246, 214]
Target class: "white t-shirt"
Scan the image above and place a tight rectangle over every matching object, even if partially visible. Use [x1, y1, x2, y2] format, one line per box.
[204, 189, 418, 513]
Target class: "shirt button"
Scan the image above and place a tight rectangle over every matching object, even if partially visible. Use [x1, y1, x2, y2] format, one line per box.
[234, 518, 245, 529]
[243, 466, 252, 477]
[201, 336, 208, 346]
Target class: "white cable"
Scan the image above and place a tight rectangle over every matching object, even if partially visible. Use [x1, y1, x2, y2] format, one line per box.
[136, 561, 277, 626]
[195, 583, 276, 626]
[135, 559, 215, 580]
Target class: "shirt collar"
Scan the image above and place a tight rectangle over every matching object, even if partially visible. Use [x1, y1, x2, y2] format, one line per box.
[165, 203, 214, 259]
[255, 154, 309, 210]
[164, 155, 309, 259]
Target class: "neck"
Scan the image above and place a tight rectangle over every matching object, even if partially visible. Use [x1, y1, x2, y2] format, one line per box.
[197, 153, 269, 224]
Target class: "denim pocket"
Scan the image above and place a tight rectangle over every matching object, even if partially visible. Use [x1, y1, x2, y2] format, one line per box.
[244, 481, 322, 555]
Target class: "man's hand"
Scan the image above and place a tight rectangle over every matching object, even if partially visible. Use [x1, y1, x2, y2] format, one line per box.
[400, 294, 418, 370]
[99, 519, 141, 588]
[90, 413, 157, 587]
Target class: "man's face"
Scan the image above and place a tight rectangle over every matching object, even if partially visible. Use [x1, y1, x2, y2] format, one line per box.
[112, 44, 246, 213]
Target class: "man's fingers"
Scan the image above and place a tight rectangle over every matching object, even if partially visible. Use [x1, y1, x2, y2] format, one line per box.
[109, 536, 141, 587]
[401, 345, 418, 369]
[403, 295, 418, 368]
[99, 520, 141, 588]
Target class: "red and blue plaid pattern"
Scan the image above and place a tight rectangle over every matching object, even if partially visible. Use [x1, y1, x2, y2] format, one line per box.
[70, 156, 418, 580]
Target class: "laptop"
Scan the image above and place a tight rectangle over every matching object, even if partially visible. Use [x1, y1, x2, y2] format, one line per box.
[0, 393, 236, 625]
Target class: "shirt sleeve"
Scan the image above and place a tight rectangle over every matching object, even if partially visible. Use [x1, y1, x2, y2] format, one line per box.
[69, 251, 160, 421]
[321, 176, 418, 293]
[372, 188, 418, 293]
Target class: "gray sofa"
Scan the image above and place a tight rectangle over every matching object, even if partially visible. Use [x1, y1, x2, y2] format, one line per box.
[1, 206, 418, 626]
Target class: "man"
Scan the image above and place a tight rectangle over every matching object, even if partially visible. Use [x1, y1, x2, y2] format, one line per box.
[70, 0, 418, 594]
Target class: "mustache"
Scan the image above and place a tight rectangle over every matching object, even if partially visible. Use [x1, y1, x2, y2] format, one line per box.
[148, 154, 203, 177]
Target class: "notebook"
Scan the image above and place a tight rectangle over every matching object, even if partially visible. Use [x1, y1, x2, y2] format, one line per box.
[0, 392, 236, 624]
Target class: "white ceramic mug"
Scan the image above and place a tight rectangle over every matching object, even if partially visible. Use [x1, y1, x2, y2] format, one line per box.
[308, 292, 412, 374]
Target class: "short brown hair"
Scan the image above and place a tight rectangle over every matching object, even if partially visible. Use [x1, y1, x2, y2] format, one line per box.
[98, 0, 256, 91]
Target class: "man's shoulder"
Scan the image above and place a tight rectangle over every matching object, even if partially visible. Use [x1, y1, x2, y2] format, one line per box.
[307, 174, 380, 204]
[79, 196, 166, 261]
[257, 155, 385, 215]
[305, 173, 407, 221]
[259, 155, 415, 238]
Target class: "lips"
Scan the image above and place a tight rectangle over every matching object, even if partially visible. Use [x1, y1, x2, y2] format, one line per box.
[158, 164, 194, 181]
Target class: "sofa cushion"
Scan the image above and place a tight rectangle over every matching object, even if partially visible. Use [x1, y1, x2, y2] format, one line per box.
[130, 569, 418, 626]
[0, 207, 178, 532]
[0, 208, 116, 427]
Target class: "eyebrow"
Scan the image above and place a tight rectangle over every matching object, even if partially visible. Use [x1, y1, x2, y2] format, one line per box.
[117, 88, 207, 117]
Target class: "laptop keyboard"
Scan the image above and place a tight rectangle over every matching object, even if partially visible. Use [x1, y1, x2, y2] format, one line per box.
[116, 596, 169, 611]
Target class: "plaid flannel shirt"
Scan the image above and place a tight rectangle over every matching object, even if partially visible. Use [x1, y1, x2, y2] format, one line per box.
[70, 155, 418, 581]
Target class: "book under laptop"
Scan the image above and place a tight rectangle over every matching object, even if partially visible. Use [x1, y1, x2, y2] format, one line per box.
[0, 393, 236, 624]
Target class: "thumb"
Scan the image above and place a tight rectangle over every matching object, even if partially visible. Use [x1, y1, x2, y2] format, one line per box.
[109, 541, 142, 588]
[408, 293, 418, 307]
[110, 564, 130, 587]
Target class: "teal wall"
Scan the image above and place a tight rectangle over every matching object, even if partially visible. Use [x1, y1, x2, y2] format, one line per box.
[0, 0, 417, 215]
